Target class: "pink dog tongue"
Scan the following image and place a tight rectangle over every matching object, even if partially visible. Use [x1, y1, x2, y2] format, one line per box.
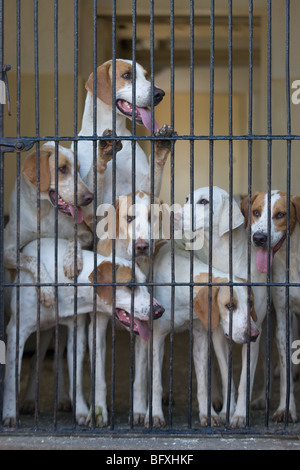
[135, 319, 150, 341]
[256, 247, 273, 273]
[69, 205, 84, 224]
[137, 107, 159, 133]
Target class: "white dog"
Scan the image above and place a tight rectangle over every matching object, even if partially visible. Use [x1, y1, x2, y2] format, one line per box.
[3, 238, 164, 427]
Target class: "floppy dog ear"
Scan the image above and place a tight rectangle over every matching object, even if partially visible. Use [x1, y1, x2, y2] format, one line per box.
[22, 148, 52, 192]
[193, 274, 221, 331]
[240, 192, 260, 229]
[292, 195, 300, 223]
[219, 195, 245, 237]
[193, 285, 220, 331]
[88, 260, 119, 305]
[85, 61, 112, 105]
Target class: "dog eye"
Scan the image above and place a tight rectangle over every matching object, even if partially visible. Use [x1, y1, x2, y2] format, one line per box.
[252, 209, 260, 217]
[127, 215, 135, 223]
[122, 72, 132, 80]
[225, 303, 236, 311]
[275, 211, 286, 219]
[58, 165, 68, 174]
[197, 198, 209, 205]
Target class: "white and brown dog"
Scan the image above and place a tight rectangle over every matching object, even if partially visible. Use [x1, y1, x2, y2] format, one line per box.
[174, 186, 265, 427]
[97, 189, 165, 424]
[3, 238, 164, 427]
[75, 59, 174, 207]
[145, 241, 259, 428]
[4, 142, 94, 307]
[244, 190, 300, 423]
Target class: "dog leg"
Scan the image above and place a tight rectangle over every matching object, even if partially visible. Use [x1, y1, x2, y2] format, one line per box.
[133, 335, 148, 424]
[152, 124, 177, 197]
[66, 315, 89, 426]
[3, 319, 27, 427]
[63, 238, 83, 280]
[4, 250, 55, 307]
[83, 129, 123, 229]
[86, 312, 110, 427]
[145, 329, 167, 428]
[193, 323, 222, 427]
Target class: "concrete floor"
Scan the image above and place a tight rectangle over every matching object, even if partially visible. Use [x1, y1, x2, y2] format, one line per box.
[1, 434, 300, 450]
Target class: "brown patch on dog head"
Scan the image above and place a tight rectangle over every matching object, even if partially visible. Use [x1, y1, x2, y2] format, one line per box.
[271, 193, 294, 235]
[22, 146, 53, 192]
[241, 192, 265, 228]
[193, 274, 227, 331]
[292, 195, 300, 225]
[88, 261, 119, 305]
[86, 61, 112, 105]
[89, 261, 135, 305]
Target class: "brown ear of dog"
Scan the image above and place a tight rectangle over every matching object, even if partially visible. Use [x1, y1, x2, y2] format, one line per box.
[22, 149, 52, 192]
[85, 61, 112, 106]
[292, 195, 300, 224]
[88, 261, 134, 305]
[240, 192, 260, 228]
[193, 274, 227, 331]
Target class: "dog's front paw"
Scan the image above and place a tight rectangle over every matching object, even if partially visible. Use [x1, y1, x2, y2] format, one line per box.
[230, 414, 246, 428]
[99, 129, 123, 156]
[63, 256, 83, 280]
[86, 405, 108, 427]
[272, 407, 297, 423]
[144, 412, 166, 428]
[3, 416, 18, 427]
[154, 124, 177, 151]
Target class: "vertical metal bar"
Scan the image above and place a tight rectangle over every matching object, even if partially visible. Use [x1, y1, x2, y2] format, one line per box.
[245, 0, 254, 429]
[168, 0, 175, 429]
[188, 0, 195, 430]
[14, 0, 21, 429]
[265, 0, 272, 427]
[71, 0, 80, 431]
[207, 0, 215, 430]
[129, 0, 136, 429]
[34, 0, 41, 429]
[110, 0, 117, 431]
[148, 0, 155, 430]
[53, 0, 59, 430]
[284, 0, 291, 429]
[90, 0, 98, 429]
[225, 0, 234, 427]
[0, 0, 4, 424]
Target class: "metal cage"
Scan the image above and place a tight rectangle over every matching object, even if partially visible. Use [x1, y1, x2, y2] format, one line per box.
[0, 0, 300, 438]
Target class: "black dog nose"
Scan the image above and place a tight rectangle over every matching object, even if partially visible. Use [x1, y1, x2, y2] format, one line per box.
[81, 191, 94, 206]
[135, 238, 149, 256]
[253, 231, 268, 247]
[153, 86, 165, 106]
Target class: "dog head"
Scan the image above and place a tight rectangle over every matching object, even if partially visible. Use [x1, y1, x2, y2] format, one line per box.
[89, 259, 164, 340]
[174, 186, 244, 245]
[85, 59, 165, 132]
[193, 273, 259, 344]
[241, 191, 300, 273]
[97, 191, 162, 258]
[22, 142, 93, 223]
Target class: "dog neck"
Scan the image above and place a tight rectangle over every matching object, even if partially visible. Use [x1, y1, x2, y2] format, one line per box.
[203, 224, 252, 276]
[80, 93, 129, 136]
